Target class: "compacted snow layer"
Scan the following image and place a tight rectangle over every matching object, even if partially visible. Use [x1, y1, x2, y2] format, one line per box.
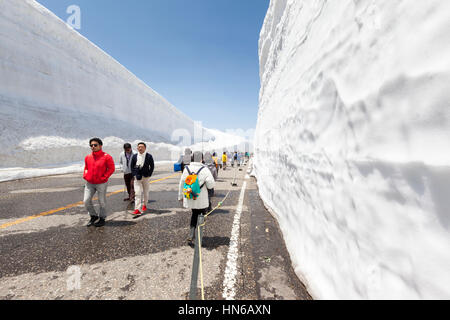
[254, 0, 450, 299]
[0, 0, 248, 177]
[0, 0, 194, 167]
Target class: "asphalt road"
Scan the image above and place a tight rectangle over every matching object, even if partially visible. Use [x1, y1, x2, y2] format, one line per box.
[0, 161, 311, 300]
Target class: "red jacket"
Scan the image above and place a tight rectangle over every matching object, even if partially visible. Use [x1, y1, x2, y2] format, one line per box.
[83, 150, 115, 184]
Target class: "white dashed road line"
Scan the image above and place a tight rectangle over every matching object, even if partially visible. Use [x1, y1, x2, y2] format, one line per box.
[222, 174, 249, 300]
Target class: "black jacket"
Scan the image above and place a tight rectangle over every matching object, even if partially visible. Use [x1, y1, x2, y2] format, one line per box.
[131, 153, 155, 180]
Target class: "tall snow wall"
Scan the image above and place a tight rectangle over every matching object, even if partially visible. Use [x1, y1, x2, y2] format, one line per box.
[254, 0, 450, 299]
[0, 0, 195, 167]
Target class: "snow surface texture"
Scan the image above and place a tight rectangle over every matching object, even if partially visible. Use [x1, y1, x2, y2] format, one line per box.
[0, 0, 247, 180]
[254, 0, 450, 299]
[0, 0, 195, 166]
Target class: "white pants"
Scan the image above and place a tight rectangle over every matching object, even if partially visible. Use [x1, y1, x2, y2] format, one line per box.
[134, 177, 151, 210]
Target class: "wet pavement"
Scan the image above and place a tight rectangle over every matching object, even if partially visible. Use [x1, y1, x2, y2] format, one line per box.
[0, 161, 311, 300]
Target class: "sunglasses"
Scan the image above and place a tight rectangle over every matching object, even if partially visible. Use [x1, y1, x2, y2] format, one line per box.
[90, 144, 99, 147]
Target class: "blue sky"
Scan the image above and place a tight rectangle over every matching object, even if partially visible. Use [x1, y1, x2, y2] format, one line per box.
[36, 0, 270, 131]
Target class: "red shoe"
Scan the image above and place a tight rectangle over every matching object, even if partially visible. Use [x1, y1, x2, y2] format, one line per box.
[142, 206, 147, 212]
[132, 209, 141, 216]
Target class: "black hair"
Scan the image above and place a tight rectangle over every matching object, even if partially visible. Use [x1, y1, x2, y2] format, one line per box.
[123, 143, 132, 149]
[89, 138, 103, 146]
[138, 142, 147, 148]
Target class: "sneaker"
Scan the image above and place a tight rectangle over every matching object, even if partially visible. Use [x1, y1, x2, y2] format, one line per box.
[94, 218, 105, 227]
[187, 238, 194, 247]
[87, 216, 98, 227]
[132, 209, 141, 216]
[142, 206, 147, 212]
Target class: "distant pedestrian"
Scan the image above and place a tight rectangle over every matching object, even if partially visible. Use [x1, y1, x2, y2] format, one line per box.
[131, 142, 155, 216]
[216, 152, 223, 169]
[119, 143, 136, 202]
[232, 152, 238, 167]
[83, 138, 115, 227]
[204, 151, 218, 181]
[178, 151, 215, 246]
[181, 148, 192, 173]
[222, 152, 228, 171]
[212, 152, 219, 175]
[237, 152, 242, 167]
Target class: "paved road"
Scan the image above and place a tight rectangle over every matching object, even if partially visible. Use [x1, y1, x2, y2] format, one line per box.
[0, 161, 311, 300]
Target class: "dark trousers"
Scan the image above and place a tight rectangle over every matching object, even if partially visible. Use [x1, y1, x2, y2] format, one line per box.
[190, 208, 207, 239]
[124, 173, 135, 200]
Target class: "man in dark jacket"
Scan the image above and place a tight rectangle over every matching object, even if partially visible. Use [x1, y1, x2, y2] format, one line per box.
[130, 142, 155, 215]
[83, 138, 115, 227]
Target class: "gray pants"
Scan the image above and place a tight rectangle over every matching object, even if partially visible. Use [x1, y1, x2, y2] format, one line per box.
[84, 182, 108, 219]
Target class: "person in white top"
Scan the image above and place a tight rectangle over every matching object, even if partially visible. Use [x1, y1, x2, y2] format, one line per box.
[119, 143, 136, 202]
[178, 151, 215, 245]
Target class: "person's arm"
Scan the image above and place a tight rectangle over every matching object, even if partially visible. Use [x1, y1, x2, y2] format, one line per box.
[148, 154, 155, 177]
[203, 167, 215, 190]
[178, 168, 188, 201]
[103, 155, 115, 180]
[83, 156, 88, 180]
[131, 154, 138, 177]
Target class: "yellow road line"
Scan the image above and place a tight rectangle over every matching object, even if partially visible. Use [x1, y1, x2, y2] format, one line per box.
[0, 172, 181, 230]
[149, 172, 180, 184]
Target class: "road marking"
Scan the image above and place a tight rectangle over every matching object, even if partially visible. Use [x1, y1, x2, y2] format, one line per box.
[0, 173, 181, 230]
[149, 173, 180, 184]
[10, 187, 79, 194]
[222, 175, 249, 300]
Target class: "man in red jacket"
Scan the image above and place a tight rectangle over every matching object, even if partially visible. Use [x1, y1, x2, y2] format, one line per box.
[83, 138, 115, 227]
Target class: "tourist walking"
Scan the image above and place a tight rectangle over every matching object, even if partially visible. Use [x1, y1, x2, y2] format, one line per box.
[131, 142, 155, 216]
[83, 138, 115, 227]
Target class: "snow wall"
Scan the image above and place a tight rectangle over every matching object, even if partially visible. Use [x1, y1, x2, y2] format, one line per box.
[254, 0, 450, 299]
[0, 0, 195, 168]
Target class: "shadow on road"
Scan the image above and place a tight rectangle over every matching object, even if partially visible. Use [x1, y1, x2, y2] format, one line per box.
[202, 236, 230, 250]
[104, 220, 137, 228]
[208, 209, 230, 216]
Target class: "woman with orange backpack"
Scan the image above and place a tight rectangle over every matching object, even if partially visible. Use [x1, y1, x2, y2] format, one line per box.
[178, 151, 215, 246]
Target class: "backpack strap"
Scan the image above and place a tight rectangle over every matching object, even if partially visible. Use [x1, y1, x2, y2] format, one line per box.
[186, 166, 192, 175]
[196, 166, 206, 175]
[196, 166, 207, 189]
